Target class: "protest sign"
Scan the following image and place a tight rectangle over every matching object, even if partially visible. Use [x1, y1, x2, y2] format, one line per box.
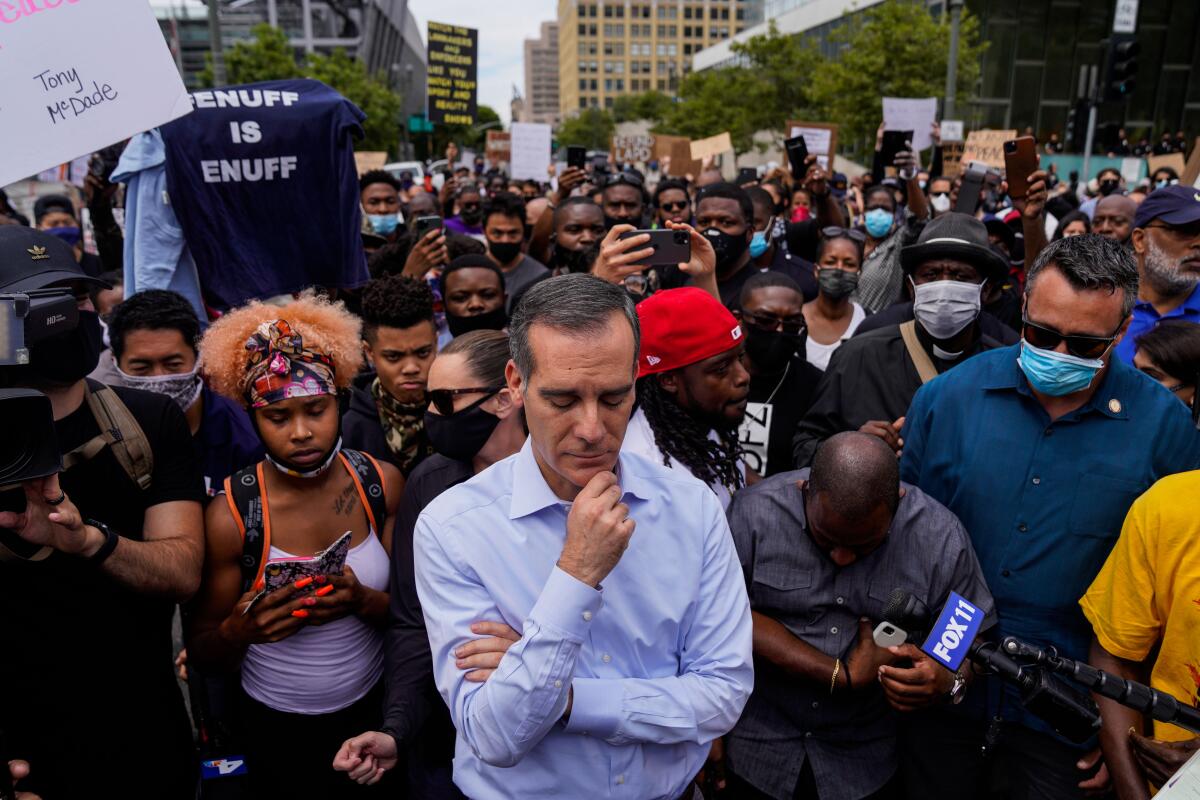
[0, 0, 192, 188]
[690, 132, 734, 161]
[510, 122, 553, 181]
[486, 131, 511, 164]
[883, 97, 938, 152]
[962, 130, 1017, 170]
[427, 22, 478, 125]
[941, 120, 965, 142]
[1148, 152, 1186, 177]
[786, 121, 839, 172]
[612, 134, 655, 165]
[653, 134, 702, 177]
[941, 142, 965, 179]
[354, 151, 388, 175]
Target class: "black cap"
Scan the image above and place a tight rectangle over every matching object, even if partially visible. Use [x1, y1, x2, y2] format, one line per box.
[32, 194, 75, 224]
[900, 212, 1010, 283]
[1134, 185, 1200, 229]
[0, 227, 111, 293]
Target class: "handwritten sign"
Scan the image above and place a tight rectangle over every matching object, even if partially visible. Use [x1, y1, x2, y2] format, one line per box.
[612, 134, 655, 165]
[883, 97, 938, 152]
[427, 21, 478, 125]
[0, 0, 192, 188]
[690, 132, 734, 161]
[941, 142, 965, 179]
[962, 129, 1017, 170]
[1147, 152, 1186, 178]
[653, 133, 702, 177]
[354, 151, 388, 175]
[786, 121, 839, 172]
[486, 131, 511, 164]
[510, 122, 552, 181]
[941, 120, 965, 142]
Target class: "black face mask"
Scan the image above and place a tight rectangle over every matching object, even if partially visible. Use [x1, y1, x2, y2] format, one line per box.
[552, 245, 594, 274]
[424, 396, 501, 462]
[27, 310, 103, 386]
[460, 208, 483, 226]
[744, 327, 800, 374]
[703, 227, 750, 272]
[447, 306, 508, 338]
[488, 239, 522, 265]
[604, 214, 639, 231]
[1099, 179, 1120, 196]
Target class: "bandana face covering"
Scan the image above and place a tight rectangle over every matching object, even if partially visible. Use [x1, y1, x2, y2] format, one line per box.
[115, 364, 204, 412]
[243, 319, 337, 409]
[372, 377, 433, 473]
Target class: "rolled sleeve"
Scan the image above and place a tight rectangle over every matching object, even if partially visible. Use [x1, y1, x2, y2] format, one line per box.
[528, 567, 603, 644]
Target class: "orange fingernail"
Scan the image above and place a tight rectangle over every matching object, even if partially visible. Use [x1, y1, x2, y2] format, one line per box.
[294, 576, 314, 589]
[291, 609, 309, 618]
[315, 584, 335, 597]
[254, 578, 264, 592]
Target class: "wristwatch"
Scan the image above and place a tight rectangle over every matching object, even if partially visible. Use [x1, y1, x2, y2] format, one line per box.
[84, 518, 120, 565]
[949, 668, 969, 705]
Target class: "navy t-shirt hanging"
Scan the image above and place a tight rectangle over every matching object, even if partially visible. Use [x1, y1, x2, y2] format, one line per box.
[160, 79, 368, 308]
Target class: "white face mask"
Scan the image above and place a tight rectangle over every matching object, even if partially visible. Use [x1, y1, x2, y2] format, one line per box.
[911, 277, 984, 340]
[930, 193, 952, 214]
[115, 363, 203, 412]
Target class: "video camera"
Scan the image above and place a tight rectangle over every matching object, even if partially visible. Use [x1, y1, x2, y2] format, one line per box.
[0, 290, 79, 366]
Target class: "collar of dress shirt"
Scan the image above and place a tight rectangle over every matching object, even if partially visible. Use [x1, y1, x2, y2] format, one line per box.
[979, 344, 1131, 420]
[508, 438, 657, 520]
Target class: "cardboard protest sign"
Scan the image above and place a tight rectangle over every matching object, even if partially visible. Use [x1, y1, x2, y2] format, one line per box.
[653, 134, 702, 177]
[786, 121, 839, 172]
[612, 134, 655, 164]
[1147, 152, 1186, 178]
[962, 130, 1017, 170]
[690, 132, 734, 161]
[0, 0, 192, 188]
[941, 142, 965, 179]
[883, 97, 938, 152]
[486, 131, 511, 164]
[427, 22, 478, 125]
[1184, 139, 1200, 188]
[510, 122, 552, 181]
[354, 151, 388, 175]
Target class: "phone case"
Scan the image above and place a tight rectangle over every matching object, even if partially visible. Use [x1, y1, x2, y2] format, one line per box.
[242, 531, 353, 614]
[1004, 137, 1038, 199]
[873, 621, 909, 648]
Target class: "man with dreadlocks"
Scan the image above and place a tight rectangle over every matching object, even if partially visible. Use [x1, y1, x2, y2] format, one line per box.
[622, 286, 751, 509]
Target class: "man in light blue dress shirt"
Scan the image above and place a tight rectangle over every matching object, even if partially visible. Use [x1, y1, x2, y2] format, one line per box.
[413, 274, 754, 799]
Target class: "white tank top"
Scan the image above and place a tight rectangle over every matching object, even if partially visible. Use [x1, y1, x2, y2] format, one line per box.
[241, 532, 390, 714]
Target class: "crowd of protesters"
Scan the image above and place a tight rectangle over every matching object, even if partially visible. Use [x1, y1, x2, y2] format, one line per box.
[1, 115, 1200, 800]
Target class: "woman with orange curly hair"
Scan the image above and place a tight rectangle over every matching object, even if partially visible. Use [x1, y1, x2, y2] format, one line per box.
[185, 293, 402, 796]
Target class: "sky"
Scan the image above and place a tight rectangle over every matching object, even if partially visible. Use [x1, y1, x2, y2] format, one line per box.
[151, 0, 557, 124]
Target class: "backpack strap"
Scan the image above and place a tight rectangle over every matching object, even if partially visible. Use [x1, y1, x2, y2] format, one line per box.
[61, 380, 154, 490]
[224, 462, 271, 594]
[338, 449, 388, 534]
[899, 320, 939, 385]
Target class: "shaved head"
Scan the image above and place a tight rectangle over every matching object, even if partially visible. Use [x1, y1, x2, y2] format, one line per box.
[809, 432, 901, 522]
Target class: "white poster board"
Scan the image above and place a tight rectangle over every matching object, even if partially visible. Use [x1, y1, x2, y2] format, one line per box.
[941, 120, 965, 142]
[883, 97, 939, 152]
[787, 122, 838, 171]
[0, 0, 192, 188]
[1154, 744, 1200, 798]
[509, 122, 552, 181]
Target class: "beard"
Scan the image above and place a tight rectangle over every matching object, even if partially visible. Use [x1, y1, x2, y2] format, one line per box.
[1143, 237, 1200, 296]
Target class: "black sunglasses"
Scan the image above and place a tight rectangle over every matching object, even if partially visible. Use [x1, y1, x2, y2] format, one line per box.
[426, 386, 503, 417]
[821, 226, 867, 243]
[659, 200, 689, 212]
[742, 310, 806, 336]
[1022, 318, 1120, 360]
[603, 171, 645, 188]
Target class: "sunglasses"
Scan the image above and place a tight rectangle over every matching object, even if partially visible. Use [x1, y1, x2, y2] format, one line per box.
[426, 385, 503, 417]
[742, 310, 806, 336]
[821, 226, 867, 243]
[603, 171, 645, 188]
[660, 200, 689, 212]
[1021, 318, 1120, 360]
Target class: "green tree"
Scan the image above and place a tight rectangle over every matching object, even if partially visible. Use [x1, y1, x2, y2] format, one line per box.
[427, 104, 502, 162]
[555, 108, 617, 152]
[200, 23, 300, 87]
[612, 90, 674, 124]
[306, 49, 402, 152]
[809, 0, 986, 159]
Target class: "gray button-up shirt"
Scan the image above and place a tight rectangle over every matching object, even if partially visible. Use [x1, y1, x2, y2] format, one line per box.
[725, 469, 995, 800]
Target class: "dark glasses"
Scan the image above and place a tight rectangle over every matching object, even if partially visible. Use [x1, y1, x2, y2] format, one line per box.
[426, 386, 503, 416]
[603, 171, 645, 188]
[660, 200, 689, 212]
[821, 226, 867, 243]
[742, 310, 806, 336]
[1021, 318, 1120, 360]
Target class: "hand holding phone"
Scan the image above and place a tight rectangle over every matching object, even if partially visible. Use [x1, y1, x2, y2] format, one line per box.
[785, 135, 810, 180]
[1003, 136, 1038, 199]
[567, 145, 587, 170]
[881, 130, 914, 172]
[616, 228, 691, 268]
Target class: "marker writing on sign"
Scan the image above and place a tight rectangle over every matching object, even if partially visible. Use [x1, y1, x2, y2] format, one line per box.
[35, 66, 118, 124]
[0, 0, 84, 26]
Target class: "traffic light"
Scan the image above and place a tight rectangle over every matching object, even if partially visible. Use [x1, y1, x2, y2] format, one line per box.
[1104, 34, 1140, 103]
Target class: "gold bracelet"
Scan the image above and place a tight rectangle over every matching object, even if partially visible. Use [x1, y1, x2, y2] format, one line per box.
[830, 658, 842, 695]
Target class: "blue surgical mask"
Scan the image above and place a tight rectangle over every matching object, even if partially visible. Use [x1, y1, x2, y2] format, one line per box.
[368, 213, 400, 236]
[45, 226, 82, 247]
[864, 208, 894, 238]
[1017, 340, 1106, 396]
[749, 230, 770, 258]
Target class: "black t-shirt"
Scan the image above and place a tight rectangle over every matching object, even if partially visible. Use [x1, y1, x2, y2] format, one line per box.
[0, 386, 203, 799]
[740, 354, 823, 477]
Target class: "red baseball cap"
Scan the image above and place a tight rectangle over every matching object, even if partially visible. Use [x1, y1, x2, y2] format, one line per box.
[636, 287, 743, 378]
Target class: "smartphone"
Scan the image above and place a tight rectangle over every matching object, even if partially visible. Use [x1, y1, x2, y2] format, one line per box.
[873, 621, 909, 648]
[1003, 136, 1038, 199]
[412, 215, 443, 241]
[567, 145, 587, 170]
[956, 162, 988, 215]
[617, 228, 690, 268]
[881, 130, 914, 168]
[242, 531, 353, 615]
[592, 154, 609, 172]
[736, 167, 759, 186]
[784, 134, 809, 178]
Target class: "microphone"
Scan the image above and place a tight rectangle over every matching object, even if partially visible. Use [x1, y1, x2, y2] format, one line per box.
[883, 590, 1100, 743]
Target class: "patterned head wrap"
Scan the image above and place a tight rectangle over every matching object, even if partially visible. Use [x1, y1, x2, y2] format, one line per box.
[243, 319, 337, 408]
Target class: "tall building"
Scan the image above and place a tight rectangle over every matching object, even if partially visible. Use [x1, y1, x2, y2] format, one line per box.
[524, 22, 562, 125]
[557, 0, 752, 117]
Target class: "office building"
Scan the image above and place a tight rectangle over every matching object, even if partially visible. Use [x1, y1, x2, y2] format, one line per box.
[557, 0, 754, 116]
[524, 22, 562, 125]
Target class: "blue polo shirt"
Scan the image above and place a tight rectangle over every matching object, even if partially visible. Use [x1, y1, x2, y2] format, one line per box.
[900, 345, 1200, 737]
[1114, 281, 1200, 364]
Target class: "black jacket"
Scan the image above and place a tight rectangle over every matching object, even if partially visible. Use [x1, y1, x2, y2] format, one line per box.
[341, 372, 431, 476]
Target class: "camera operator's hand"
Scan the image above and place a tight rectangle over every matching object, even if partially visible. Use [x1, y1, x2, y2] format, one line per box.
[404, 228, 449, 277]
[557, 471, 636, 588]
[0, 474, 98, 557]
[666, 220, 719, 300]
[592, 225, 654, 286]
[556, 167, 587, 205]
[218, 580, 309, 647]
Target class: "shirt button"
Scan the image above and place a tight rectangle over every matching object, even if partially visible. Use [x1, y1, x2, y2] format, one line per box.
[830, 626, 839, 635]
[835, 596, 845, 605]
[811, 701, 820, 709]
[1031, 477, 1041, 485]
[1044, 428, 1053, 437]
[554, 680, 562, 688]
[602, 653, 612, 663]
[582, 611, 593, 622]
[616, 774, 625, 785]
[1018, 523, 1028, 532]
[805, 731, 813, 739]
[1002, 569, 1011, 577]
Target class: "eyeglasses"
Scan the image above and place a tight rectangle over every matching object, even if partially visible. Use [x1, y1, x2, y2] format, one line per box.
[742, 310, 806, 335]
[1021, 318, 1121, 360]
[426, 385, 503, 416]
[603, 171, 645, 188]
[659, 200, 689, 212]
[821, 226, 867, 243]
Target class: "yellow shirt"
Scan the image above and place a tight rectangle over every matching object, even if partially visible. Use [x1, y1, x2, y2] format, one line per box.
[1081, 470, 1200, 742]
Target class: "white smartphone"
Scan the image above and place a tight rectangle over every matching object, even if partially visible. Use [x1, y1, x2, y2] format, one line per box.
[873, 620, 909, 648]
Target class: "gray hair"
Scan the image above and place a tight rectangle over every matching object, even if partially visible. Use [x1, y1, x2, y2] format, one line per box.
[1025, 233, 1139, 319]
[508, 273, 640, 379]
